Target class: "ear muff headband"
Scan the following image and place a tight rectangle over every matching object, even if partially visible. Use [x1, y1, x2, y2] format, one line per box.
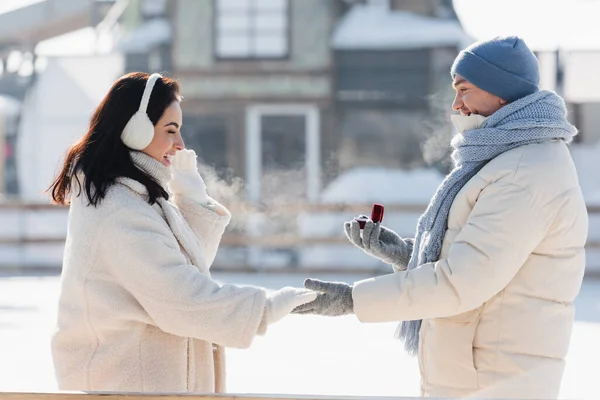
[121, 73, 162, 150]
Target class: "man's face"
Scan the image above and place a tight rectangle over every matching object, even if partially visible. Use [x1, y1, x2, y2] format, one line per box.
[452, 75, 507, 117]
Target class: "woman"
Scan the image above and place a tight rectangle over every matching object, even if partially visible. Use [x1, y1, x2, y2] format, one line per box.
[48, 72, 315, 393]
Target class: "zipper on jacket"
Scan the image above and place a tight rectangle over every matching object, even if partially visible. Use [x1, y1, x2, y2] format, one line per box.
[418, 321, 428, 390]
[186, 338, 190, 391]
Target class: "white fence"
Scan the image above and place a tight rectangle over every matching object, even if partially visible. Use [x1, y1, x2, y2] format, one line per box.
[1, 202, 599, 274]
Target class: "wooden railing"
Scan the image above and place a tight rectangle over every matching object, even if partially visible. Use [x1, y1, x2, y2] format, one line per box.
[0, 202, 428, 248]
[1, 202, 599, 271]
[1, 201, 600, 247]
[0, 393, 422, 400]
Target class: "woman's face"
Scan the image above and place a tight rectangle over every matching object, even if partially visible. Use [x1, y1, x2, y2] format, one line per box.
[142, 101, 184, 166]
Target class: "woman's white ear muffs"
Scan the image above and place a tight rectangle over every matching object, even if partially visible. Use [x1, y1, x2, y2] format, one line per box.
[121, 73, 162, 150]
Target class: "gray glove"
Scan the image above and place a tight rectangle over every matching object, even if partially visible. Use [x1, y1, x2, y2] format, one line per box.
[344, 219, 414, 272]
[292, 279, 354, 316]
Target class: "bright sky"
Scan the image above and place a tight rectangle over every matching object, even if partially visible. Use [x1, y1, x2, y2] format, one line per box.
[0, 0, 43, 14]
[453, 0, 600, 50]
[0, 0, 109, 56]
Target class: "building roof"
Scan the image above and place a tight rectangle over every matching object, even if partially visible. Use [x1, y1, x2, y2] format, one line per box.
[117, 17, 171, 54]
[332, 3, 470, 50]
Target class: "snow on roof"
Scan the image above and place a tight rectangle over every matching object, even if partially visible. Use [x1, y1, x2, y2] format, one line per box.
[454, 0, 600, 51]
[331, 3, 471, 50]
[53, 55, 125, 105]
[36, 27, 100, 56]
[118, 17, 171, 53]
[319, 167, 444, 204]
[0, 0, 43, 15]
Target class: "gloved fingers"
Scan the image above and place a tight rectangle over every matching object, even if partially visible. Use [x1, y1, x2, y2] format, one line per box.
[378, 225, 393, 242]
[291, 290, 318, 308]
[171, 149, 188, 169]
[350, 220, 363, 247]
[172, 149, 197, 170]
[345, 221, 362, 249]
[369, 222, 382, 250]
[291, 301, 316, 313]
[343, 221, 352, 241]
[304, 278, 340, 293]
[378, 225, 402, 245]
[293, 309, 317, 315]
[171, 153, 181, 169]
[362, 220, 375, 250]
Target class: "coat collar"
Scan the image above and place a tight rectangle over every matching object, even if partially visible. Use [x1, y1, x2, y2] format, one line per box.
[117, 151, 172, 196]
[450, 114, 489, 133]
[130, 151, 172, 190]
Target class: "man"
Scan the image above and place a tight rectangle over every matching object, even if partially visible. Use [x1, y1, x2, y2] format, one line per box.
[295, 36, 588, 399]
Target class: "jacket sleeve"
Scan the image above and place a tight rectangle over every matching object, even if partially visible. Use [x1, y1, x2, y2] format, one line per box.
[99, 206, 266, 348]
[171, 194, 231, 267]
[352, 180, 550, 323]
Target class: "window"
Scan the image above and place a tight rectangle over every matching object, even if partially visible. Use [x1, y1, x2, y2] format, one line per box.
[141, 0, 167, 18]
[214, 0, 289, 59]
[335, 49, 431, 108]
[261, 115, 306, 171]
[182, 115, 229, 176]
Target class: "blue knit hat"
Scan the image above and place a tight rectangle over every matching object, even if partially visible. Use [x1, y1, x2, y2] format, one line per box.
[451, 36, 540, 102]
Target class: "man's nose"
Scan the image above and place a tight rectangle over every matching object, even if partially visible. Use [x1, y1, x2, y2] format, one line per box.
[452, 94, 463, 111]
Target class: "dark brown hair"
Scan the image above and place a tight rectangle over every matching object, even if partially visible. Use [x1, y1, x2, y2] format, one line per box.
[48, 72, 181, 206]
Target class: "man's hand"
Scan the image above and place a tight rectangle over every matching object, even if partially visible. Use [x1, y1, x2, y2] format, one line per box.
[344, 219, 414, 271]
[292, 279, 353, 316]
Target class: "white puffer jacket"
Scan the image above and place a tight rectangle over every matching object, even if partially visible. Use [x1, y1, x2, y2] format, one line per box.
[353, 140, 588, 398]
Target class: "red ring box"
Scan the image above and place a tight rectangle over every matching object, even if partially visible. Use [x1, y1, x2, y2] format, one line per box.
[371, 203, 384, 223]
[355, 203, 385, 229]
[356, 217, 368, 229]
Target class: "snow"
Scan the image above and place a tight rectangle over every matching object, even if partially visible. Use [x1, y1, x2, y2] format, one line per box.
[315, 144, 600, 208]
[562, 52, 600, 103]
[296, 168, 440, 269]
[0, 272, 598, 398]
[571, 143, 600, 205]
[319, 167, 443, 204]
[296, 142, 600, 271]
[6, 143, 600, 271]
[0, 95, 21, 116]
[0, 0, 44, 15]
[453, 0, 600, 51]
[331, 3, 471, 50]
[35, 28, 103, 56]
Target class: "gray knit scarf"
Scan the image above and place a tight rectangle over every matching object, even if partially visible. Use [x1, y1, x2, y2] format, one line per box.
[397, 90, 578, 355]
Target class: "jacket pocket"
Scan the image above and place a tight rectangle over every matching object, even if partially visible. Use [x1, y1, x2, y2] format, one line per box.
[421, 309, 481, 390]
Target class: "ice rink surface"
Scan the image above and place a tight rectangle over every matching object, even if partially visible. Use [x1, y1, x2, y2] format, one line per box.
[0, 272, 598, 398]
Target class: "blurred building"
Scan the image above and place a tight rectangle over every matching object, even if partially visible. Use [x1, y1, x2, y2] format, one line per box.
[0, 0, 118, 199]
[0, 0, 598, 205]
[118, 0, 468, 205]
[0, 0, 117, 101]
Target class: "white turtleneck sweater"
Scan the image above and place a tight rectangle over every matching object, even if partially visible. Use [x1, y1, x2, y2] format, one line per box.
[51, 152, 267, 393]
